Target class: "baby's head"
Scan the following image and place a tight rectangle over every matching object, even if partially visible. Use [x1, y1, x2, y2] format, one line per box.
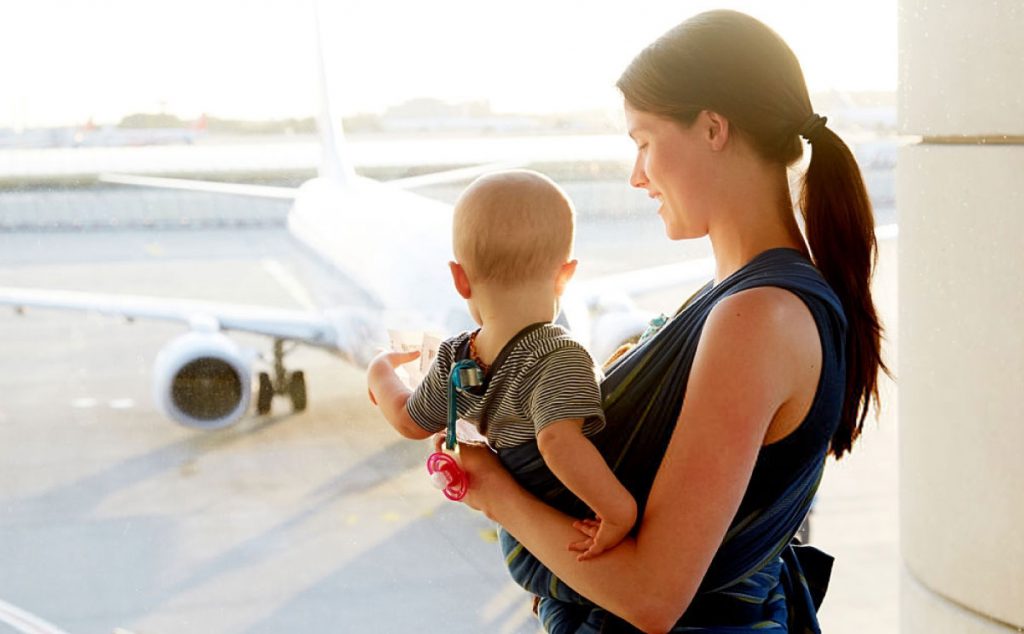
[452, 170, 575, 289]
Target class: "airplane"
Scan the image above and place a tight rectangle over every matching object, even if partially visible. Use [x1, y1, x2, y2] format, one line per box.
[0, 4, 669, 432]
[0, 5, 899, 434]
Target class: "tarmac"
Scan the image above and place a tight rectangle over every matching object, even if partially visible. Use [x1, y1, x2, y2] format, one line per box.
[0, 200, 900, 633]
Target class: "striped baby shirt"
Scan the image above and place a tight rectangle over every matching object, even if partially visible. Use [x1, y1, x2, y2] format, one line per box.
[405, 322, 605, 449]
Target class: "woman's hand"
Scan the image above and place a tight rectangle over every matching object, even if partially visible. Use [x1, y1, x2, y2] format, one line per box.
[433, 434, 516, 519]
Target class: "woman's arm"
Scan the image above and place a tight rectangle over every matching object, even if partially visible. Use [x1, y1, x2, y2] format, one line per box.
[458, 288, 817, 633]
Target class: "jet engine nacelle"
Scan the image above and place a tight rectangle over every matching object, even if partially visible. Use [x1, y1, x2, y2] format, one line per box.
[589, 307, 653, 367]
[562, 290, 651, 367]
[152, 331, 252, 429]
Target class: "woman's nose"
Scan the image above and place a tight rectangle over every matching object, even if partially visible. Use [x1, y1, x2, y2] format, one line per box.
[629, 158, 648, 189]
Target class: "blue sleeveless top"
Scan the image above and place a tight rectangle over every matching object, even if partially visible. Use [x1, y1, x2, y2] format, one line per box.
[501, 248, 846, 633]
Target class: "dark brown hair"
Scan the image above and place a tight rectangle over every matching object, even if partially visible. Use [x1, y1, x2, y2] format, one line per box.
[617, 10, 887, 458]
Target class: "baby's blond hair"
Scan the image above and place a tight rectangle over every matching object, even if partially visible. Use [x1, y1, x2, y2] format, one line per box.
[453, 170, 574, 286]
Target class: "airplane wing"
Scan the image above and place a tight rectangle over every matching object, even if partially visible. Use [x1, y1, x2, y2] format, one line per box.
[565, 223, 900, 363]
[573, 222, 899, 307]
[0, 286, 340, 349]
[98, 173, 297, 199]
[572, 257, 715, 301]
[0, 284, 389, 430]
[97, 159, 520, 200]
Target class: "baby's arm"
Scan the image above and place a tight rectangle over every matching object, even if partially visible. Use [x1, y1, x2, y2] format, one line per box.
[537, 419, 637, 560]
[367, 350, 433, 440]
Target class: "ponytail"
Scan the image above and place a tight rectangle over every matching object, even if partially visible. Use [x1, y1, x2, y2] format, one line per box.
[801, 128, 889, 458]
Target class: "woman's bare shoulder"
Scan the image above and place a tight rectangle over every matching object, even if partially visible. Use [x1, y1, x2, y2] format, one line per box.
[711, 284, 811, 318]
[704, 285, 817, 348]
[690, 286, 819, 412]
[697, 286, 821, 437]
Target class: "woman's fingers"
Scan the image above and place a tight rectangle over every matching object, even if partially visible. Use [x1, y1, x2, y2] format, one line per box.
[458, 442, 525, 519]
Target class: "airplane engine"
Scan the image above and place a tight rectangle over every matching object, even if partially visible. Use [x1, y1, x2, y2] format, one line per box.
[589, 308, 652, 367]
[152, 331, 252, 429]
[560, 290, 653, 367]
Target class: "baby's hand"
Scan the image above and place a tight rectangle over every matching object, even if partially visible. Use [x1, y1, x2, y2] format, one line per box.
[568, 515, 632, 561]
[366, 350, 420, 405]
[375, 349, 421, 368]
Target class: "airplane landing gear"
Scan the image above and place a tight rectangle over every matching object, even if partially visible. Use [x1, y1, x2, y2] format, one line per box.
[288, 371, 307, 412]
[255, 339, 307, 415]
[257, 372, 274, 415]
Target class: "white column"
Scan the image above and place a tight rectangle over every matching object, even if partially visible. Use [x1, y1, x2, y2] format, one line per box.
[898, 1, 1024, 632]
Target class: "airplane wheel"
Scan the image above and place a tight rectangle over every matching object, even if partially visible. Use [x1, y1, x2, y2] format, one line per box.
[256, 371, 273, 415]
[289, 371, 307, 412]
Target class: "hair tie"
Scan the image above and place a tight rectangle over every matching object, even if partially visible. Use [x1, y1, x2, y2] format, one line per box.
[798, 113, 828, 142]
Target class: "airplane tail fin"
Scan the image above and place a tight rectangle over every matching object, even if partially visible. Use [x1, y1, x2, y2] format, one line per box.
[312, 0, 356, 186]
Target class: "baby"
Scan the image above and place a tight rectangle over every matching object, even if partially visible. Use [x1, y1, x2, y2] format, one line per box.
[366, 169, 635, 559]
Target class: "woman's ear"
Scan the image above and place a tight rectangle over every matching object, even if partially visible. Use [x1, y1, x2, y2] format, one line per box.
[449, 261, 472, 299]
[703, 110, 730, 151]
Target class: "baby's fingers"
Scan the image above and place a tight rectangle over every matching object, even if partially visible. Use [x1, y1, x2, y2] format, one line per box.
[572, 519, 599, 537]
[568, 537, 593, 553]
[388, 350, 421, 366]
[578, 543, 607, 562]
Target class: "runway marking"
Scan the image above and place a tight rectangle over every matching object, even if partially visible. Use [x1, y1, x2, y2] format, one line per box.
[260, 259, 318, 310]
[478, 528, 498, 543]
[109, 398, 135, 410]
[0, 598, 71, 634]
[479, 581, 538, 634]
[498, 600, 538, 634]
[71, 397, 98, 408]
[381, 511, 402, 523]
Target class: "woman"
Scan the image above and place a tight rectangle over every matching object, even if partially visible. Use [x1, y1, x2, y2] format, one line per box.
[449, 10, 887, 633]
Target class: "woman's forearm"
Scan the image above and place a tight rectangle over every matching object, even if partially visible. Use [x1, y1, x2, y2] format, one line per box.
[487, 477, 692, 633]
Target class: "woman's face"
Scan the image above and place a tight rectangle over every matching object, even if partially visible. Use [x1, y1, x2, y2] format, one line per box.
[624, 103, 716, 240]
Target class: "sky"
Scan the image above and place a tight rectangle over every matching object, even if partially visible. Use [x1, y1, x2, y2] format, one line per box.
[0, 0, 897, 129]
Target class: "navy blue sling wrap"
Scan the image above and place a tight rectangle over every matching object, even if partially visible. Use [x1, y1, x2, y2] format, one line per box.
[500, 248, 847, 633]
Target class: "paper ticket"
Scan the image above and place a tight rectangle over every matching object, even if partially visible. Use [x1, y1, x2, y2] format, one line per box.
[387, 330, 443, 388]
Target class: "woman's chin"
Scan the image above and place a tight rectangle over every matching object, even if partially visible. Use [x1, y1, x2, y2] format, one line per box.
[661, 223, 704, 241]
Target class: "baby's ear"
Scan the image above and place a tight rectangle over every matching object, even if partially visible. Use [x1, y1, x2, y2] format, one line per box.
[449, 261, 472, 299]
[554, 259, 578, 295]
